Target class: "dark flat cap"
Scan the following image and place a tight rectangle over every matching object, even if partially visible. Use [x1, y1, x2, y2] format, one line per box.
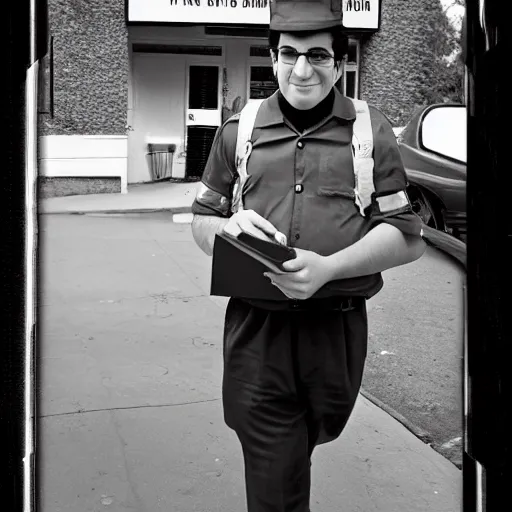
[269, 0, 343, 31]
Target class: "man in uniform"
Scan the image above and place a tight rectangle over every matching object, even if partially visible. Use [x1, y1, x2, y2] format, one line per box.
[191, 1, 426, 510]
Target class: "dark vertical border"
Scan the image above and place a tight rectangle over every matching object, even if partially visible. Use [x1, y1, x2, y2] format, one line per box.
[464, 0, 510, 510]
[3, 1, 30, 511]
[2, 1, 47, 510]
[49, 36, 54, 117]
[38, 35, 53, 117]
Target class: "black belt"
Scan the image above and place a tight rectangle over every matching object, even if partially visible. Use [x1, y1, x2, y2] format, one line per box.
[286, 296, 362, 312]
[238, 296, 364, 312]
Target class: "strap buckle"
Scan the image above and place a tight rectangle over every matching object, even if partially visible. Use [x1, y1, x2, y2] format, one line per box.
[340, 297, 355, 312]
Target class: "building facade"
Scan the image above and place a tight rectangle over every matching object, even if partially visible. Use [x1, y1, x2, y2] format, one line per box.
[39, 0, 443, 197]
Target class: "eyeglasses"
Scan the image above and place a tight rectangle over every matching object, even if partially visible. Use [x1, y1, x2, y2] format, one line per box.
[275, 46, 335, 68]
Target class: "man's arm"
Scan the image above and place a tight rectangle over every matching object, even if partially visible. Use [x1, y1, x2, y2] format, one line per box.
[191, 214, 229, 257]
[333, 103, 427, 275]
[190, 114, 286, 257]
[324, 222, 425, 279]
[270, 223, 425, 300]
[189, 118, 237, 256]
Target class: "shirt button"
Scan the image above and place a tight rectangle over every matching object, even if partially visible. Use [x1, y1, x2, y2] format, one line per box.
[295, 233, 300, 240]
[295, 184, 304, 194]
[297, 141, 304, 149]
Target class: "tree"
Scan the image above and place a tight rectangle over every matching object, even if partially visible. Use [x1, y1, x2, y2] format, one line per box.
[420, 0, 465, 104]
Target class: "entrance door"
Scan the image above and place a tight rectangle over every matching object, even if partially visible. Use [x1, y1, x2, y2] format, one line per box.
[128, 53, 186, 183]
[185, 65, 222, 179]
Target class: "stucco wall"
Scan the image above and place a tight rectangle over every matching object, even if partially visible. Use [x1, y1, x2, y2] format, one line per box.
[359, 0, 441, 126]
[39, 0, 129, 136]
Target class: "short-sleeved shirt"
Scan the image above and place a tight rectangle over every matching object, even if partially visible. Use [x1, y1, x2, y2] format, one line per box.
[192, 89, 422, 300]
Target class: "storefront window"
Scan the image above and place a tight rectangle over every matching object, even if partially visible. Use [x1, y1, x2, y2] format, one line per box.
[189, 66, 219, 109]
[249, 66, 278, 100]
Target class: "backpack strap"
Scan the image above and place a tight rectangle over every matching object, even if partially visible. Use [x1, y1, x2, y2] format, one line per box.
[231, 97, 375, 217]
[231, 99, 264, 214]
[349, 98, 375, 217]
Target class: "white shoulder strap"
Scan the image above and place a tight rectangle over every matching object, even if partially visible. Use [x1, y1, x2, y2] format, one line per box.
[231, 99, 264, 213]
[236, 100, 264, 167]
[232, 98, 375, 216]
[349, 98, 375, 216]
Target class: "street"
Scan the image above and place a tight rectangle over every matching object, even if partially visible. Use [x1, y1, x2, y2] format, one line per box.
[37, 213, 462, 511]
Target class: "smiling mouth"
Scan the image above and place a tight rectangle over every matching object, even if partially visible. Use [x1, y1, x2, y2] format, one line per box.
[292, 84, 318, 89]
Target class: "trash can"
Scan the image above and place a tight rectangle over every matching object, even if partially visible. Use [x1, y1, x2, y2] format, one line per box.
[146, 143, 176, 181]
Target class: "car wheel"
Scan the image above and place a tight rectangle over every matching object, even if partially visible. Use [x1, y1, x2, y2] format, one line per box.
[407, 186, 444, 231]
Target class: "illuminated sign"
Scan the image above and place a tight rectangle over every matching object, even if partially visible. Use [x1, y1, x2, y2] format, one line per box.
[127, 0, 380, 30]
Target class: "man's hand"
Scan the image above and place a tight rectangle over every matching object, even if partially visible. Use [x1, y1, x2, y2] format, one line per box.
[224, 209, 287, 245]
[264, 248, 334, 300]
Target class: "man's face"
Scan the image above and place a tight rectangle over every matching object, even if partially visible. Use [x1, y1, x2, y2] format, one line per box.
[272, 31, 342, 110]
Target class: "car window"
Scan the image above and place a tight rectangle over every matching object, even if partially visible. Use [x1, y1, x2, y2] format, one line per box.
[421, 106, 467, 163]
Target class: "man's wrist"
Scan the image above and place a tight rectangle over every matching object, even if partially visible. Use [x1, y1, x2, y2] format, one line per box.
[323, 252, 342, 283]
[191, 214, 229, 256]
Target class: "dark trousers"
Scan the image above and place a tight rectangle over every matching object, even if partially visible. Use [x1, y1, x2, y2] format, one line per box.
[222, 298, 368, 512]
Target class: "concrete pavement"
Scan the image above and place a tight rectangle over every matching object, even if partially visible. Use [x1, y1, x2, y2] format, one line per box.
[38, 180, 464, 463]
[37, 214, 462, 511]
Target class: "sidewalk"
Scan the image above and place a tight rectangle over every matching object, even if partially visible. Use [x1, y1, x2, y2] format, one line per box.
[38, 213, 462, 512]
[39, 180, 199, 215]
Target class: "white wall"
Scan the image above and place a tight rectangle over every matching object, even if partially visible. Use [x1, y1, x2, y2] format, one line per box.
[39, 135, 128, 193]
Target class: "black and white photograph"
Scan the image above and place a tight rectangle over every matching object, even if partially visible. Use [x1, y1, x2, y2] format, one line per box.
[4, 0, 509, 511]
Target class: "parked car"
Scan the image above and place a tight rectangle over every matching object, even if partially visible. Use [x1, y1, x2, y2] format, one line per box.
[397, 103, 467, 242]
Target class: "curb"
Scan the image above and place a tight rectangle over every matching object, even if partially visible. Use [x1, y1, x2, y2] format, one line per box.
[359, 387, 433, 444]
[39, 206, 193, 216]
[360, 388, 462, 469]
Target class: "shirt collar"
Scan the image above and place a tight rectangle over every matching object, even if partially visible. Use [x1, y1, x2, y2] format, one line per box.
[254, 88, 356, 128]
